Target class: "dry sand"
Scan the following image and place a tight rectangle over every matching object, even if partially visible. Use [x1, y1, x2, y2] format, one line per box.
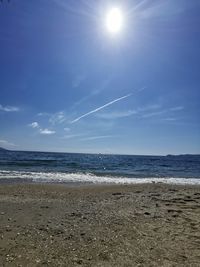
[0, 183, 200, 266]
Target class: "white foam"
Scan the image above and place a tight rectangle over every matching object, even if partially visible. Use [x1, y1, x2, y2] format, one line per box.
[0, 170, 200, 185]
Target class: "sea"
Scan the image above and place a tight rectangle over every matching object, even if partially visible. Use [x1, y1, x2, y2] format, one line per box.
[0, 150, 200, 185]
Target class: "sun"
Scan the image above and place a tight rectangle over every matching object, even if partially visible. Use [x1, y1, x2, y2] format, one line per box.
[106, 7, 123, 34]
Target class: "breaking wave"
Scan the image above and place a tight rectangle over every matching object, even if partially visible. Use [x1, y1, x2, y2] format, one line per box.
[0, 170, 200, 185]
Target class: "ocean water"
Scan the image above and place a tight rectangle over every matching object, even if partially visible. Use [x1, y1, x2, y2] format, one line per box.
[0, 150, 200, 185]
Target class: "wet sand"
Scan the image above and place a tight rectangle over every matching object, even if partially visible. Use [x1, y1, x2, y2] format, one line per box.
[0, 183, 200, 266]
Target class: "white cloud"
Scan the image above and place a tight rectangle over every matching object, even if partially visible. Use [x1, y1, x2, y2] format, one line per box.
[29, 118, 56, 136]
[29, 122, 40, 128]
[39, 129, 56, 135]
[0, 104, 20, 112]
[0, 139, 18, 147]
[71, 93, 132, 123]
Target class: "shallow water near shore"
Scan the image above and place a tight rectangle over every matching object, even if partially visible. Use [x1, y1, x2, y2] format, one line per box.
[0, 150, 200, 184]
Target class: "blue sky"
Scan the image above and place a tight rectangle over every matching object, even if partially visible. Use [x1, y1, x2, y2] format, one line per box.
[0, 0, 200, 155]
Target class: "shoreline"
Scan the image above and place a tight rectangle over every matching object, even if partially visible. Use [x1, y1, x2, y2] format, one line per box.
[0, 183, 200, 266]
[0, 176, 200, 186]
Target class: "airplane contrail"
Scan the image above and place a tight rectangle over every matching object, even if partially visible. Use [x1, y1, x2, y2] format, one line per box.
[71, 93, 132, 123]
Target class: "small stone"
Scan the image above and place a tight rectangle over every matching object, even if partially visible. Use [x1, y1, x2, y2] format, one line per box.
[112, 192, 122, 196]
[80, 232, 85, 236]
[76, 259, 83, 264]
[6, 226, 12, 232]
[73, 257, 83, 264]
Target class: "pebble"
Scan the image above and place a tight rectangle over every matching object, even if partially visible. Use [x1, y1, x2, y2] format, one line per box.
[6, 226, 12, 232]
[112, 192, 122, 196]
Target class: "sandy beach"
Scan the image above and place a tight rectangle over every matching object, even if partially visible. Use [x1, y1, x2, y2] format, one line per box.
[0, 183, 200, 266]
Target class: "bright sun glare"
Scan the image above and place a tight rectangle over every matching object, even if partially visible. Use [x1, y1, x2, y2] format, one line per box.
[106, 7, 123, 34]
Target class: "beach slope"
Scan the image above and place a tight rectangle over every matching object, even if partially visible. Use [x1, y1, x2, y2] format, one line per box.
[0, 183, 200, 266]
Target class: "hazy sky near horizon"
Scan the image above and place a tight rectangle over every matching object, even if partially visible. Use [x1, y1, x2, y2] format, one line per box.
[0, 0, 200, 155]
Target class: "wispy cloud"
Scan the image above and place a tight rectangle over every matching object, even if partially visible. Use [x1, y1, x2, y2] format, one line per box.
[72, 74, 86, 88]
[162, 118, 177, 121]
[49, 112, 66, 125]
[138, 104, 161, 112]
[0, 139, 18, 147]
[61, 134, 84, 139]
[141, 110, 166, 118]
[140, 1, 196, 19]
[52, 0, 95, 18]
[80, 135, 114, 141]
[71, 94, 132, 123]
[170, 106, 184, 111]
[64, 127, 70, 132]
[28, 122, 40, 128]
[141, 105, 184, 119]
[37, 112, 50, 117]
[97, 110, 137, 119]
[39, 129, 56, 135]
[37, 111, 66, 125]
[96, 103, 160, 120]
[72, 78, 112, 108]
[0, 104, 20, 112]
